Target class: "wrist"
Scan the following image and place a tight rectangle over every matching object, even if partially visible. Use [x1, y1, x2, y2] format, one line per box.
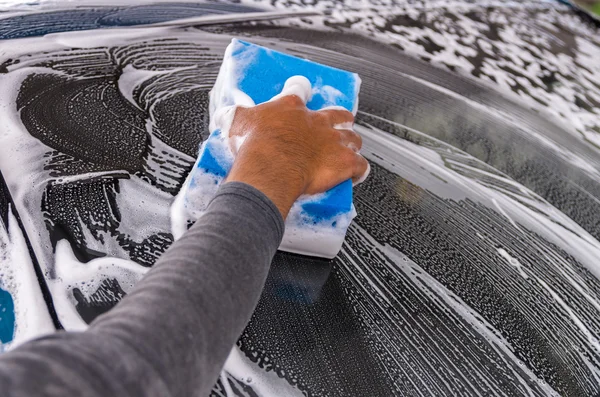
[226, 165, 304, 219]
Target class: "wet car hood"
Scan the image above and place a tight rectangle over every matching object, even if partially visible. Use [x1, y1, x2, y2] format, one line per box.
[0, 1, 599, 396]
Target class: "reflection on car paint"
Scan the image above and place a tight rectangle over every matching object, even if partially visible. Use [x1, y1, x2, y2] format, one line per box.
[0, 1, 599, 396]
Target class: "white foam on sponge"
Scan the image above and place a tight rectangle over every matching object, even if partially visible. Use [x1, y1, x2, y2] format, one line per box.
[212, 105, 238, 139]
[312, 82, 343, 107]
[208, 42, 257, 135]
[280, 198, 357, 258]
[269, 75, 312, 103]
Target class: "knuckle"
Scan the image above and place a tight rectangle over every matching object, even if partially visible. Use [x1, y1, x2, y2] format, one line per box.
[333, 109, 354, 123]
[313, 111, 330, 125]
[282, 94, 304, 106]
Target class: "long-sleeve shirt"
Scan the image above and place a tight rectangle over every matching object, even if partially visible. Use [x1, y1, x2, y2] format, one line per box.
[0, 182, 284, 397]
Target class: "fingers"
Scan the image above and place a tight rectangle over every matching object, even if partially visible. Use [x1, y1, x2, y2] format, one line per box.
[337, 129, 363, 152]
[318, 108, 354, 128]
[337, 147, 369, 185]
[353, 158, 370, 185]
[344, 149, 369, 184]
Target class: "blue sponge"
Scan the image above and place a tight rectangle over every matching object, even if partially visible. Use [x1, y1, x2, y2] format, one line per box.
[183, 39, 362, 258]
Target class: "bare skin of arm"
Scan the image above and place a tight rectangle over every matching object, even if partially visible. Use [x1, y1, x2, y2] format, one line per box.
[227, 94, 368, 218]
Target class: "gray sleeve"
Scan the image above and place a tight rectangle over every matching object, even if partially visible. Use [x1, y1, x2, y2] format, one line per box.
[0, 181, 284, 397]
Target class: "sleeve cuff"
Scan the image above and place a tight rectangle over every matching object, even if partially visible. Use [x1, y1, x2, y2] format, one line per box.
[210, 181, 285, 244]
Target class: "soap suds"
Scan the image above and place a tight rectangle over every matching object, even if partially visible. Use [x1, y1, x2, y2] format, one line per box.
[270, 75, 312, 103]
[49, 240, 148, 330]
[0, 8, 599, 395]
[497, 248, 529, 279]
[0, 208, 54, 349]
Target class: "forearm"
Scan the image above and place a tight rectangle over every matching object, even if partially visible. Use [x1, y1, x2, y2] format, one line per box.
[0, 182, 283, 397]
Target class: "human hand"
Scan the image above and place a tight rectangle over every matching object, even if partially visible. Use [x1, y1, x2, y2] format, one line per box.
[225, 94, 369, 219]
